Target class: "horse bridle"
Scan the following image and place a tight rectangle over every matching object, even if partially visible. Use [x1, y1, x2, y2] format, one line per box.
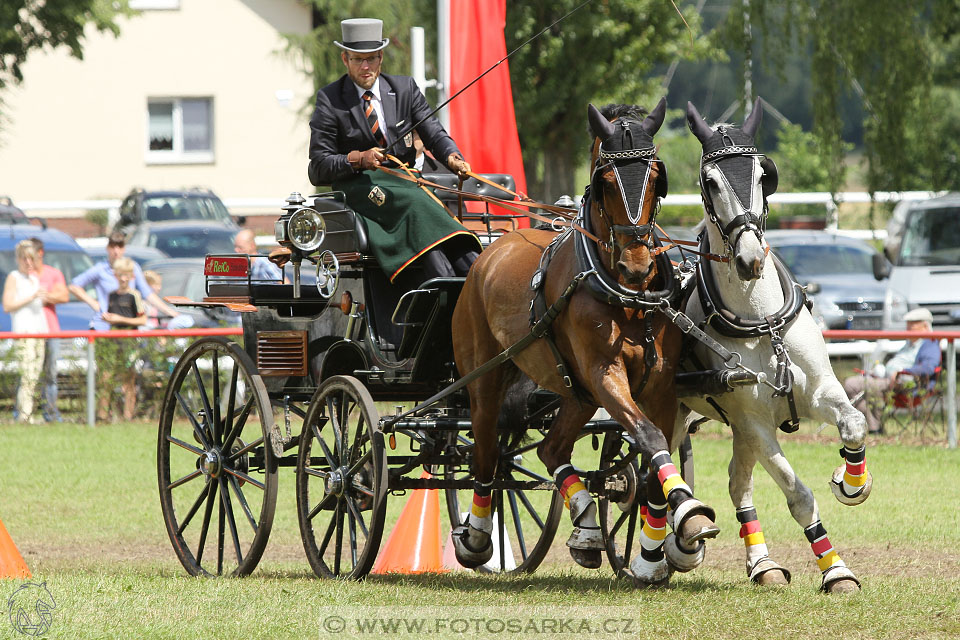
[699, 129, 768, 258]
[592, 135, 666, 262]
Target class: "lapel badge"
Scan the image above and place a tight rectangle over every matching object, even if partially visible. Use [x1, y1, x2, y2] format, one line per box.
[403, 132, 414, 148]
[368, 185, 386, 207]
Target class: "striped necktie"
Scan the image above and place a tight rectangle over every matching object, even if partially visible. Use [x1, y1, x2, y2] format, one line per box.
[362, 91, 387, 147]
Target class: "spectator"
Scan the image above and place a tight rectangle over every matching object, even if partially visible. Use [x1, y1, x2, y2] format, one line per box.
[30, 237, 69, 422]
[143, 269, 193, 330]
[2, 240, 48, 423]
[843, 308, 941, 434]
[68, 231, 180, 330]
[233, 229, 284, 281]
[99, 257, 146, 422]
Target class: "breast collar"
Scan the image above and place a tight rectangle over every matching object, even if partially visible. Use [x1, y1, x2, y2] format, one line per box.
[695, 232, 806, 338]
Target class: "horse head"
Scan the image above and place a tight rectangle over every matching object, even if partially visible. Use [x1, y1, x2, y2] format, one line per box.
[686, 98, 778, 281]
[587, 98, 668, 286]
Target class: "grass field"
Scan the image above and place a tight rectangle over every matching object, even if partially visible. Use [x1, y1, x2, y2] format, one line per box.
[1, 420, 959, 639]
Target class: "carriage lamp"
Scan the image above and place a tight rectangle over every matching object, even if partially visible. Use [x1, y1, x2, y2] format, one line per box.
[276, 194, 326, 253]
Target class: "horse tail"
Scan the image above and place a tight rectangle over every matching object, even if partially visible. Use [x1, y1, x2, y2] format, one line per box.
[496, 366, 537, 450]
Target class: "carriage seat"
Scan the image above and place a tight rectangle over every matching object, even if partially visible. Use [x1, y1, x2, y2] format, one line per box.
[421, 173, 516, 209]
[311, 194, 369, 256]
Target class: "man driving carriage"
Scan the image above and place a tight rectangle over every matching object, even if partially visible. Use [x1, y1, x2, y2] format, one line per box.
[307, 18, 481, 290]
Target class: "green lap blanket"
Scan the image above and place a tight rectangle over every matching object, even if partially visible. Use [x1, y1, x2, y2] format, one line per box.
[333, 171, 481, 282]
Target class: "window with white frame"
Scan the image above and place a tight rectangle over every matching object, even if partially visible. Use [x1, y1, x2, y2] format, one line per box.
[147, 98, 214, 164]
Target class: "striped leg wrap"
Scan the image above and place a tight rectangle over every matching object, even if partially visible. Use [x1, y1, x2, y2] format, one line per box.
[554, 464, 596, 527]
[639, 500, 668, 563]
[804, 520, 846, 572]
[737, 506, 770, 565]
[651, 451, 693, 508]
[468, 480, 494, 534]
[841, 446, 868, 496]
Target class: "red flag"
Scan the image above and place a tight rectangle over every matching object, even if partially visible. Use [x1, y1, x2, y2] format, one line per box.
[449, 0, 529, 227]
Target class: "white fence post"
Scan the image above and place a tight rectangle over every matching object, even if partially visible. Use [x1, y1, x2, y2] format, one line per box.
[948, 339, 957, 449]
[87, 338, 95, 427]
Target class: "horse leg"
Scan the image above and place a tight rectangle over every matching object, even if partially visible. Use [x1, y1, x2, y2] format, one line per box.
[538, 399, 604, 569]
[728, 430, 790, 586]
[754, 428, 860, 594]
[808, 382, 873, 506]
[451, 366, 507, 569]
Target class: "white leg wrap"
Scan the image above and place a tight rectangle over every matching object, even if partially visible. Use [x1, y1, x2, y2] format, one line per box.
[830, 464, 873, 506]
[630, 555, 670, 584]
[820, 564, 860, 592]
[569, 491, 597, 528]
[468, 512, 493, 534]
[671, 498, 716, 532]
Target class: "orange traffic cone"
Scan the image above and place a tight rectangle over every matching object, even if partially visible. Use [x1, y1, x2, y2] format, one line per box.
[0, 517, 31, 579]
[372, 470, 447, 574]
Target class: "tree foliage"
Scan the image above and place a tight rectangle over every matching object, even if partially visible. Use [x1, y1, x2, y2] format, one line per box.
[505, 0, 719, 200]
[0, 0, 127, 94]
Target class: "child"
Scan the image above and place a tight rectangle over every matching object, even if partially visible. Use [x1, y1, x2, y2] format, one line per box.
[99, 257, 146, 421]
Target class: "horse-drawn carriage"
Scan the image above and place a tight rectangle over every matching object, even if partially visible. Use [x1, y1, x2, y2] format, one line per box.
[158, 99, 871, 592]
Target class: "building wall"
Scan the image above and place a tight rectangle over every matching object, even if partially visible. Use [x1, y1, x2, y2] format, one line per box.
[0, 0, 315, 211]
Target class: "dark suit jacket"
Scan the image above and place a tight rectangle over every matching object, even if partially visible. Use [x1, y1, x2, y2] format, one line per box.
[307, 73, 461, 186]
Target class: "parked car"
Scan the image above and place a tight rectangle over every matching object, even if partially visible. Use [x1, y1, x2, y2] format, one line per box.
[141, 258, 240, 327]
[880, 193, 960, 330]
[765, 229, 889, 331]
[0, 197, 30, 225]
[84, 244, 168, 268]
[126, 221, 238, 259]
[112, 188, 241, 236]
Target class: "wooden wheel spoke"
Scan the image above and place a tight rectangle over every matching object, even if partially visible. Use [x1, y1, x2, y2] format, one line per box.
[196, 478, 218, 565]
[610, 508, 630, 538]
[514, 489, 546, 530]
[507, 490, 528, 561]
[317, 502, 338, 555]
[223, 362, 239, 438]
[313, 425, 339, 469]
[226, 437, 263, 462]
[496, 492, 507, 570]
[219, 477, 243, 566]
[228, 475, 259, 534]
[308, 493, 336, 522]
[303, 466, 329, 480]
[217, 491, 226, 575]
[344, 495, 369, 539]
[166, 434, 205, 457]
[504, 460, 551, 483]
[212, 354, 221, 444]
[325, 396, 343, 459]
[346, 499, 359, 568]
[345, 448, 372, 477]
[622, 508, 639, 565]
[222, 396, 254, 453]
[168, 468, 203, 491]
[177, 479, 213, 536]
[191, 360, 215, 443]
[175, 392, 210, 451]
[223, 467, 265, 491]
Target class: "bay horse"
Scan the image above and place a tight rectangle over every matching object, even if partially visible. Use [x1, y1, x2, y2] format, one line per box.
[451, 99, 719, 585]
[674, 98, 872, 593]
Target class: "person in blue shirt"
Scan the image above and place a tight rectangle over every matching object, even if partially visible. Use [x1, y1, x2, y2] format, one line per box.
[233, 229, 284, 282]
[68, 232, 181, 331]
[843, 308, 942, 433]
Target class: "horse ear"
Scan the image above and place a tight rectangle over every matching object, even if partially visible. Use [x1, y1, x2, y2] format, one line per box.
[743, 97, 763, 138]
[641, 97, 667, 135]
[588, 103, 616, 141]
[686, 101, 714, 143]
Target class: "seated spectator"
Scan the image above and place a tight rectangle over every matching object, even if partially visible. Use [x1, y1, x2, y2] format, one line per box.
[843, 308, 941, 434]
[234, 229, 284, 282]
[99, 257, 147, 422]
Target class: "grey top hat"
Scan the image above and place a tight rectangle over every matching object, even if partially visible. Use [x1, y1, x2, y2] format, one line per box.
[335, 18, 389, 53]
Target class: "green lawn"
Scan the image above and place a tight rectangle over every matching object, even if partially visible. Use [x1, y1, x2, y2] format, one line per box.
[1, 421, 958, 639]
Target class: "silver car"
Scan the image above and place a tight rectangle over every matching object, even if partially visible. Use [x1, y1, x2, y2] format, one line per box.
[765, 229, 890, 330]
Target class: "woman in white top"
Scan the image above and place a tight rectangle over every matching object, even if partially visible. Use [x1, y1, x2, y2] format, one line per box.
[3, 240, 49, 423]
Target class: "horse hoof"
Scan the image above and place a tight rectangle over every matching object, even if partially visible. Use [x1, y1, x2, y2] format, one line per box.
[820, 565, 861, 594]
[663, 533, 704, 573]
[569, 547, 603, 569]
[749, 557, 791, 586]
[679, 514, 720, 547]
[830, 465, 873, 506]
[451, 524, 493, 569]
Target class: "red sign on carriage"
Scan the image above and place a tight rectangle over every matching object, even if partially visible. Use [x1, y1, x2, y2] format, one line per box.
[204, 255, 249, 277]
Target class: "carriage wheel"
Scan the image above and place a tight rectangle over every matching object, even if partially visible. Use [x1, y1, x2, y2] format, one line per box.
[598, 433, 695, 576]
[157, 337, 278, 577]
[297, 375, 387, 580]
[443, 430, 563, 574]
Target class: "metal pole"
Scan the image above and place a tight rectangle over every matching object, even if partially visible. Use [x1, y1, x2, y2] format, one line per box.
[86, 337, 95, 427]
[411, 26, 427, 94]
[947, 339, 956, 448]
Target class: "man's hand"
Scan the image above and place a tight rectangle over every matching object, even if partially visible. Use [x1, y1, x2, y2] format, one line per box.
[447, 154, 471, 178]
[348, 148, 385, 171]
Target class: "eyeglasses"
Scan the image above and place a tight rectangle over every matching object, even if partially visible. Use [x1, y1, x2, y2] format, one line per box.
[347, 54, 382, 67]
